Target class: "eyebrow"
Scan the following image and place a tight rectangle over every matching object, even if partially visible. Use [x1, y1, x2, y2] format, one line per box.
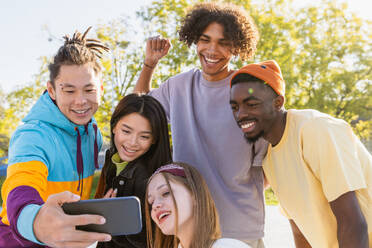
[147, 184, 168, 200]
[121, 124, 152, 134]
[199, 34, 227, 42]
[156, 184, 167, 191]
[230, 96, 261, 104]
[243, 96, 261, 102]
[59, 83, 96, 88]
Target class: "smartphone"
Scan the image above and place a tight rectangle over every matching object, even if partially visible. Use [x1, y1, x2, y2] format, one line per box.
[62, 196, 142, 236]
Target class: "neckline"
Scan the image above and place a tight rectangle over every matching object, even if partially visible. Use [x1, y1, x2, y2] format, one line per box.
[199, 70, 235, 88]
[270, 110, 290, 151]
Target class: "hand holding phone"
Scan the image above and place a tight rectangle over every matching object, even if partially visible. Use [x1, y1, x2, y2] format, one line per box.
[62, 196, 142, 236]
[34, 191, 111, 247]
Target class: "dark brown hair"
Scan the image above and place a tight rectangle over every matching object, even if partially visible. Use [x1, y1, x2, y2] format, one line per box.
[179, 2, 259, 61]
[145, 162, 221, 248]
[48, 27, 109, 87]
[95, 93, 172, 198]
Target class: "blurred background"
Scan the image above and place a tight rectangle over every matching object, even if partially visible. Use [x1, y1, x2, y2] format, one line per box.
[0, 1, 371, 246]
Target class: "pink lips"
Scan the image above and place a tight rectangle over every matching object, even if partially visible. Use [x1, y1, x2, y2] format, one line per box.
[156, 210, 170, 224]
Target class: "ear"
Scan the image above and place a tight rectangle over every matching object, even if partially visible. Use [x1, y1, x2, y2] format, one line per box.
[47, 81, 56, 100]
[112, 124, 117, 135]
[273, 95, 285, 110]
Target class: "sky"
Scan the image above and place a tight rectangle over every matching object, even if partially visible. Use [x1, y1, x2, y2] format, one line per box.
[0, 0, 371, 93]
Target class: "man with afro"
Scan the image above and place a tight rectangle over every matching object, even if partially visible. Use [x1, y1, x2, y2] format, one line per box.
[134, 3, 267, 247]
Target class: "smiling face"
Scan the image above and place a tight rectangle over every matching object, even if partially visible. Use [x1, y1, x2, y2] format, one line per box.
[230, 82, 280, 143]
[47, 63, 102, 126]
[147, 173, 194, 237]
[196, 22, 233, 81]
[112, 113, 154, 162]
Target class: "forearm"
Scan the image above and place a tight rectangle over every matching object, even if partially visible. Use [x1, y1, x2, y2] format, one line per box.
[289, 220, 312, 248]
[336, 217, 368, 247]
[7, 186, 44, 245]
[330, 191, 369, 248]
[133, 64, 156, 93]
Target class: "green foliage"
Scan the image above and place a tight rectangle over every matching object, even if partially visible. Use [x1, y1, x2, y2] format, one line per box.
[0, 90, 9, 157]
[250, 0, 372, 138]
[0, 57, 48, 156]
[265, 188, 279, 205]
[136, 0, 198, 85]
[94, 19, 147, 141]
[0, 0, 371, 156]
[135, 0, 372, 139]
[90, 170, 102, 199]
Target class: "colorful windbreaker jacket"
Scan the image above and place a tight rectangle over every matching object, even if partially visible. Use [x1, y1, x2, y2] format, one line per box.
[0, 91, 102, 247]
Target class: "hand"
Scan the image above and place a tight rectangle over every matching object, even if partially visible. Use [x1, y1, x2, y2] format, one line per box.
[33, 191, 111, 248]
[103, 188, 117, 199]
[144, 36, 171, 68]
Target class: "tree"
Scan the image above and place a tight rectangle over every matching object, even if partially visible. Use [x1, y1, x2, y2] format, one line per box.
[0, 57, 48, 157]
[1, 0, 371, 142]
[134, 0, 372, 139]
[0, 89, 9, 157]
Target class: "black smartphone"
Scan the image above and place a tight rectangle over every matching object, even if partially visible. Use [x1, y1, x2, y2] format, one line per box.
[62, 196, 142, 236]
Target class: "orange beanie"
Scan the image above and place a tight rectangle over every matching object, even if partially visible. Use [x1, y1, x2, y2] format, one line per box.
[230, 60, 285, 96]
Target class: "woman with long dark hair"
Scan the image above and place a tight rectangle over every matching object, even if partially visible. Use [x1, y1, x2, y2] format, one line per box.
[95, 93, 172, 248]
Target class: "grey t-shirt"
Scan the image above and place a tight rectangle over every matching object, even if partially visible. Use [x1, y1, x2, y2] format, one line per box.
[150, 68, 267, 240]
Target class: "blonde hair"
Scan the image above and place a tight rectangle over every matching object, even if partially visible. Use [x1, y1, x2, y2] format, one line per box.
[145, 162, 221, 248]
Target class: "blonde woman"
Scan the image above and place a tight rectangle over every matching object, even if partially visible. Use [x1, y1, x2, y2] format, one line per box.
[146, 162, 251, 248]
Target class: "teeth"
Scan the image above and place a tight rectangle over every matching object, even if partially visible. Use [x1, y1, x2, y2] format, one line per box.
[124, 147, 137, 153]
[241, 122, 254, 129]
[73, 109, 88, 114]
[159, 212, 169, 220]
[205, 57, 219, 63]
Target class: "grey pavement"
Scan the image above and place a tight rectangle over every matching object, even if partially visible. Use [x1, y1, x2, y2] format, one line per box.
[264, 205, 294, 247]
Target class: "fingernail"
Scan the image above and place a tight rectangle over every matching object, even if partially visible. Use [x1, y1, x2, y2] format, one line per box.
[100, 218, 106, 224]
[72, 194, 80, 200]
[105, 235, 112, 241]
[113, 189, 117, 194]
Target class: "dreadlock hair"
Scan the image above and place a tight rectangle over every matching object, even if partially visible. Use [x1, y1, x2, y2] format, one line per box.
[179, 2, 259, 61]
[48, 26, 109, 87]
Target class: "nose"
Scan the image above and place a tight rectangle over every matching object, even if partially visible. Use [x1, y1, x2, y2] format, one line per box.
[75, 91, 88, 105]
[235, 106, 248, 121]
[207, 41, 218, 53]
[152, 197, 163, 209]
[128, 134, 138, 146]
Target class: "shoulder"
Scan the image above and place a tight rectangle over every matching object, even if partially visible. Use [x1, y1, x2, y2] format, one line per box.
[289, 109, 349, 133]
[132, 160, 151, 179]
[212, 238, 251, 248]
[10, 121, 56, 147]
[8, 122, 57, 166]
[164, 68, 201, 85]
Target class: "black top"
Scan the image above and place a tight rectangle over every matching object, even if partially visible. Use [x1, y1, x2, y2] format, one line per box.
[97, 149, 150, 248]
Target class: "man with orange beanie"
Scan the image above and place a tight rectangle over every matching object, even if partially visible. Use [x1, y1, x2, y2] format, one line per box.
[229, 60, 371, 247]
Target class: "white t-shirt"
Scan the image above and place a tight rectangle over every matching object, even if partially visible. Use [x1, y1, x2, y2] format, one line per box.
[177, 238, 252, 248]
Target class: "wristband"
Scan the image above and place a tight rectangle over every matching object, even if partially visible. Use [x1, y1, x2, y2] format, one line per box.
[144, 62, 155, 69]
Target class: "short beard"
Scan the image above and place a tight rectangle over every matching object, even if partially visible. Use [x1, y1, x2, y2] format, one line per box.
[244, 131, 264, 144]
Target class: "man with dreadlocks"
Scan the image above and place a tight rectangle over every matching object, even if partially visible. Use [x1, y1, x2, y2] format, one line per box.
[135, 2, 267, 247]
[0, 27, 112, 247]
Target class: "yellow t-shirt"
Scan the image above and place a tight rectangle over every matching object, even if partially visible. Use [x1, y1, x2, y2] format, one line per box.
[263, 109, 372, 247]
